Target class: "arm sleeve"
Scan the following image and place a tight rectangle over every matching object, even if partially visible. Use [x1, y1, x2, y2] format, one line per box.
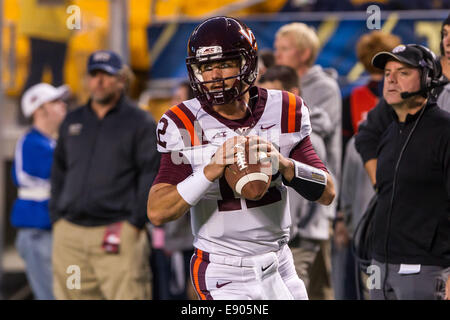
[289, 135, 328, 173]
[355, 98, 393, 163]
[50, 121, 68, 223]
[21, 139, 54, 180]
[128, 114, 161, 229]
[151, 112, 194, 186]
[152, 153, 193, 186]
[438, 126, 450, 198]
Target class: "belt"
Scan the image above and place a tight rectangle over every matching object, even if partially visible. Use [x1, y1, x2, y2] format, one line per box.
[194, 246, 285, 268]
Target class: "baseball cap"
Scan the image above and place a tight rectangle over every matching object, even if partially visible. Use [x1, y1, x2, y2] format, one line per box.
[87, 50, 123, 75]
[21, 83, 69, 118]
[440, 14, 450, 55]
[372, 44, 427, 70]
[442, 13, 450, 29]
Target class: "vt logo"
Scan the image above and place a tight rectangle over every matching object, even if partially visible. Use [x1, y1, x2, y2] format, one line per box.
[239, 25, 257, 50]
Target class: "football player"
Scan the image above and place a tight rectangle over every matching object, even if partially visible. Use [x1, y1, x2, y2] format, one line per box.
[147, 16, 335, 300]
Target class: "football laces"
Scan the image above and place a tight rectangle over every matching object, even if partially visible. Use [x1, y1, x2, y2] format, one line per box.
[234, 144, 248, 171]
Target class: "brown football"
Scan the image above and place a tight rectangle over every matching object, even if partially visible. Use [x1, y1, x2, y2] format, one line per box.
[224, 138, 272, 201]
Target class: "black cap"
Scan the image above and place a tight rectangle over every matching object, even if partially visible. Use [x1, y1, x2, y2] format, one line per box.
[372, 44, 427, 70]
[443, 14, 450, 28]
[87, 50, 123, 75]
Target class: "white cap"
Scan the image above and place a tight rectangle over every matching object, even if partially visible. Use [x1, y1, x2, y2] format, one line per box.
[21, 83, 69, 118]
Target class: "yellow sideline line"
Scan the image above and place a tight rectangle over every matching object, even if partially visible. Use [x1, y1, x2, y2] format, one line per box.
[150, 21, 179, 67]
[317, 15, 339, 50]
[347, 12, 399, 82]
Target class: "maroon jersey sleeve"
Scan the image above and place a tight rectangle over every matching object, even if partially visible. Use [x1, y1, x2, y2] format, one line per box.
[289, 136, 328, 173]
[152, 152, 193, 186]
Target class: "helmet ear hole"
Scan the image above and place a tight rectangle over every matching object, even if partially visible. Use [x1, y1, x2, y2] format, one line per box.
[191, 65, 204, 82]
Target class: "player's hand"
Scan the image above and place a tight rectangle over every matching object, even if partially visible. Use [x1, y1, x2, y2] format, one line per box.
[204, 136, 247, 181]
[247, 135, 292, 178]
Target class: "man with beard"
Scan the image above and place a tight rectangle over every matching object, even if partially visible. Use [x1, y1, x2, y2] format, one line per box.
[50, 50, 160, 299]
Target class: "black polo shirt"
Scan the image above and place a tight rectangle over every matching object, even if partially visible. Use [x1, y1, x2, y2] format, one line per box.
[372, 101, 450, 266]
[50, 94, 160, 228]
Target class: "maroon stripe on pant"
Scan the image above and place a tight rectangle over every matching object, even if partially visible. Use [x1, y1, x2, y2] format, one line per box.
[281, 91, 290, 133]
[198, 258, 213, 300]
[191, 249, 213, 300]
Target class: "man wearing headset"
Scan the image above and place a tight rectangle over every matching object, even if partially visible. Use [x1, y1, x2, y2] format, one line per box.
[356, 17, 450, 189]
[359, 44, 450, 300]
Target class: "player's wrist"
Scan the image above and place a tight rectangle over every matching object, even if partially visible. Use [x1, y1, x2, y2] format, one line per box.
[278, 157, 294, 181]
[177, 166, 214, 205]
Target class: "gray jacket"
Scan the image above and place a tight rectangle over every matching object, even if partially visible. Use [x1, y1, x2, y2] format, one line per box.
[437, 82, 450, 113]
[300, 65, 342, 193]
[300, 65, 342, 192]
[340, 136, 375, 235]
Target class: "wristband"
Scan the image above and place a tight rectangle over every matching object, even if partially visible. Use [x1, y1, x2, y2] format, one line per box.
[282, 158, 327, 201]
[177, 167, 214, 206]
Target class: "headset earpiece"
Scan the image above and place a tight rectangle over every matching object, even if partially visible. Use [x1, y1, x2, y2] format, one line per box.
[408, 44, 441, 92]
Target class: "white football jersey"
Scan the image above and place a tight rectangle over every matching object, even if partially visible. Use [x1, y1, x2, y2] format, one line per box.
[156, 87, 311, 256]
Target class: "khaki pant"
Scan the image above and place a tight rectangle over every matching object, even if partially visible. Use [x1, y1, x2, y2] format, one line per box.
[52, 219, 151, 300]
[290, 238, 334, 300]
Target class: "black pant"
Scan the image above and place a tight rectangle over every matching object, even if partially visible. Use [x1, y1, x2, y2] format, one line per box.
[19, 37, 67, 123]
[150, 248, 194, 300]
[369, 259, 448, 300]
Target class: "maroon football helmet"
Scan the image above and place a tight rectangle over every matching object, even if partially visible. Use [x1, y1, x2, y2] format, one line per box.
[186, 16, 258, 105]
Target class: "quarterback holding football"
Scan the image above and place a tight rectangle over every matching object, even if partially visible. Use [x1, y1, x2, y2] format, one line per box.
[147, 16, 335, 300]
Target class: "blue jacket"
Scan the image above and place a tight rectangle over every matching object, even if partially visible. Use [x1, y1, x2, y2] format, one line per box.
[11, 128, 55, 229]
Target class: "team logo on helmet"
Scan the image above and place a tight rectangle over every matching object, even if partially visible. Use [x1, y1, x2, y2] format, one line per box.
[239, 26, 257, 51]
[196, 46, 223, 61]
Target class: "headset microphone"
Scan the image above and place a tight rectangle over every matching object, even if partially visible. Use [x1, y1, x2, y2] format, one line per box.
[400, 90, 425, 99]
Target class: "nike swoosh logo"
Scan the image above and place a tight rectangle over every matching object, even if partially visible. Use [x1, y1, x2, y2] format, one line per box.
[261, 262, 274, 272]
[216, 281, 232, 288]
[261, 124, 276, 130]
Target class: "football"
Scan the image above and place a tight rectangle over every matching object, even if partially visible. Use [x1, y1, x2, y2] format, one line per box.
[224, 138, 272, 201]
